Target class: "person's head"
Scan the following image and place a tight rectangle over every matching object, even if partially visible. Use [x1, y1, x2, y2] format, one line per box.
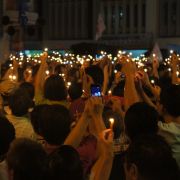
[19, 82, 35, 100]
[68, 82, 82, 101]
[124, 102, 158, 140]
[67, 68, 80, 83]
[9, 88, 32, 116]
[48, 145, 84, 180]
[124, 135, 179, 180]
[159, 84, 180, 118]
[85, 65, 104, 87]
[44, 75, 67, 101]
[7, 138, 48, 180]
[38, 105, 71, 146]
[30, 104, 49, 136]
[0, 115, 15, 159]
[54, 64, 66, 75]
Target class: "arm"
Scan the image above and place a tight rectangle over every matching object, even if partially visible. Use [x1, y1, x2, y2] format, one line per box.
[171, 54, 180, 85]
[123, 61, 140, 111]
[64, 98, 94, 148]
[137, 82, 157, 110]
[34, 53, 48, 103]
[152, 57, 159, 79]
[90, 129, 114, 180]
[102, 65, 109, 95]
[64, 112, 91, 148]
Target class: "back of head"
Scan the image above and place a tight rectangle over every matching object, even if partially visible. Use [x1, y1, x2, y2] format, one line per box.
[40, 105, 71, 145]
[85, 65, 104, 86]
[125, 102, 158, 140]
[125, 135, 179, 180]
[44, 75, 67, 101]
[160, 84, 180, 118]
[7, 138, 48, 180]
[48, 145, 84, 180]
[30, 104, 49, 136]
[68, 82, 82, 101]
[0, 115, 15, 158]
[9, 88, 32, 116]
[19, 82, 35, 100]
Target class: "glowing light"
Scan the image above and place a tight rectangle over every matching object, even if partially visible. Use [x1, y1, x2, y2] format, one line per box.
[151, 80, 155, 84]
[44, 48, 48, 52]
[109, 118, 114, 129]
[170, 50, 174, 54]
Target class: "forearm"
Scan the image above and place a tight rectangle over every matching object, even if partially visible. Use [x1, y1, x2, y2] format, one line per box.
[102, 78, 109, 95]
[124, 75, 140, 111]
[140, 90, 157, 110]
[91, 153, 113, 180]
[35, 63, 47, 93]
[92, 116, 106, 136]
[172, 65, 179, 85]
[152, 68, 159, 79]
[64, 114, 90, 148]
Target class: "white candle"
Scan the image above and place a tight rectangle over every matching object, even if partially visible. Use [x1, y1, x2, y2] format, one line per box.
[109, 118, 114, 130]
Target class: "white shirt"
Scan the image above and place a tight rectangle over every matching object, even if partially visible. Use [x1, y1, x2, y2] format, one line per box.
[6, 114, 35, 139]
[158, 121, 180, 168]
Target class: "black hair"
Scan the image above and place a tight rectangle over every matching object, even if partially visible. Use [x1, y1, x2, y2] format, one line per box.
[44, 75, 67, 101]
[9, 88, 33, 116]
[125, 102, 158, 140]
[7, 138, 48, 180]
[40, 105, 71, 145]
[160, 84, 180, 117]
[20, 82, 35, 100]
[125, 134, 180, 180]
[30, 104, 49, 136]
[0, 115, 15, 158]
[85, 65, 104, 86]
[68, 82, 82, 101]
[48, 145, 84, 180]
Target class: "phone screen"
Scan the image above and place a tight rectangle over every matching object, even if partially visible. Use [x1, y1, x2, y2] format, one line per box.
[91, 85, 101, 97]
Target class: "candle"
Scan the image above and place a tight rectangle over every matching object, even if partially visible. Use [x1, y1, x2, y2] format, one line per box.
[151, 79, 155, 84]
[45, 70, 49, 75]
[44, 48, 48, 52]
[109, 118, 114, 130]
[108, 90, 112, 95]
[170, 50, 174, 54]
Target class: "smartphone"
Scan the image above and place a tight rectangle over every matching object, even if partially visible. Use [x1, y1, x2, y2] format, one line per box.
[91, 85, 101, 97]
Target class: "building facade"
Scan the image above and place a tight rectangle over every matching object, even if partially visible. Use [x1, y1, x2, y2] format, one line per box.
[0, 0, 180, 52]
[42, 0, 180, 50]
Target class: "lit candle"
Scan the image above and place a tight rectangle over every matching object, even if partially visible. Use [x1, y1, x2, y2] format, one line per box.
[168, 68, 171, 72]
[45, 70, 49, 75]
[44, 48, 48, 52]
[108, 90, 112, 95]
[176, 71, 179, 76]
[109, 118, 114, 130]
[28, 70, 32, 74]
[151, 79, 155, 84]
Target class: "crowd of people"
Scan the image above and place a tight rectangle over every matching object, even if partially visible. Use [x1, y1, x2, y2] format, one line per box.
[0, 50, 179, 180]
